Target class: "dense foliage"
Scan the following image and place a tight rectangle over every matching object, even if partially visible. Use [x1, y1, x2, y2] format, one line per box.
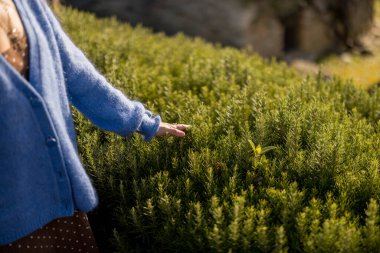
[59, 7, 380, 253]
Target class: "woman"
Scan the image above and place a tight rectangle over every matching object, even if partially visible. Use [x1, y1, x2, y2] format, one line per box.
[0, 0, 188, 252]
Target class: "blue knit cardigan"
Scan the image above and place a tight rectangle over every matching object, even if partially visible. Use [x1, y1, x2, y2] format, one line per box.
[0, 0, 161, 245]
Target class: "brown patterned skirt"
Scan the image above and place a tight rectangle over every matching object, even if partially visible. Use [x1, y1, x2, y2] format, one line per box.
[0, 211, 100, 253]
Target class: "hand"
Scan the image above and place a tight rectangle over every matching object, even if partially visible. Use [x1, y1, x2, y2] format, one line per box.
[155, 122, 190, 137]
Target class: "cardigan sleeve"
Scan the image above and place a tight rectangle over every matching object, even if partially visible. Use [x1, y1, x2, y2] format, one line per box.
[42, 3, 160, 141]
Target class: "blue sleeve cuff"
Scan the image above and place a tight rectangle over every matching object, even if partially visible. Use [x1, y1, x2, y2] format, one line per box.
[137, 112, 161, 142]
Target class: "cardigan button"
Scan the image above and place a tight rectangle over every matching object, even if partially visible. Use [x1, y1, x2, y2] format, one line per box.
[58, 171, 66, 181]
[46, 136, 57, 147]
[29, 97, 40, 107]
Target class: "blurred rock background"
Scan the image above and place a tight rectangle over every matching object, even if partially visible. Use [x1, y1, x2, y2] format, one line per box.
[62, 0, 374, 59]
[57, 0, 380, 88]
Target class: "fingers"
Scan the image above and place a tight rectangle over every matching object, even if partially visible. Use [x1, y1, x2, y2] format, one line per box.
[173, 124, 191, 131]
[164, 124, 188, 137]
[156, 122, 191, 137]
[166, 127, 186, 137]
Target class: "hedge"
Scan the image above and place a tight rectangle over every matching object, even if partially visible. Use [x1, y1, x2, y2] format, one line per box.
[58, 7, 380, 253]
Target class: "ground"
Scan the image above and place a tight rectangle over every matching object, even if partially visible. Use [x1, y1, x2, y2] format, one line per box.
[317, 1, 380, 90]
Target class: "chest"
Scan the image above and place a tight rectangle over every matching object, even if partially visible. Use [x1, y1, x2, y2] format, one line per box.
[0, 0, 28, 77]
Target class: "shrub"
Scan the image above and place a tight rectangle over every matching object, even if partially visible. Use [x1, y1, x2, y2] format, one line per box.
[58, 7, 380, 253]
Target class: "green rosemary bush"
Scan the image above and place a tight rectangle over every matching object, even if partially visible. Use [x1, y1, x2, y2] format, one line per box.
[59, 7, 380, 253]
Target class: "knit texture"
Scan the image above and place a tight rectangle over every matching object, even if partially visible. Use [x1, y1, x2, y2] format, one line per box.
[0, 0, 160, 245]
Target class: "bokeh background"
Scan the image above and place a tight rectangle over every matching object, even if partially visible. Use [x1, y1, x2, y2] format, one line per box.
[58, 0, 380, 89]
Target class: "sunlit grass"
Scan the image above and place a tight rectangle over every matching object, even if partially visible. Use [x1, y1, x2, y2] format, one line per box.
[57, 6, 380, 252]
[320, 54, 380, 90]
[319, 2, 380, 90]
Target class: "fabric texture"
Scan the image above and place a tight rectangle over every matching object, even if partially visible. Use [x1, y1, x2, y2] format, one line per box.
[0, 0, 161, 245]
[0, 211, 99, 253]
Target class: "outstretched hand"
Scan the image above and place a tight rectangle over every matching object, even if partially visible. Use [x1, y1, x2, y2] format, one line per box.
[155, 122, 190, 137]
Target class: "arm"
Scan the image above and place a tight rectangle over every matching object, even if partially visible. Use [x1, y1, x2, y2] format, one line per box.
[42, 3, 160, 141]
